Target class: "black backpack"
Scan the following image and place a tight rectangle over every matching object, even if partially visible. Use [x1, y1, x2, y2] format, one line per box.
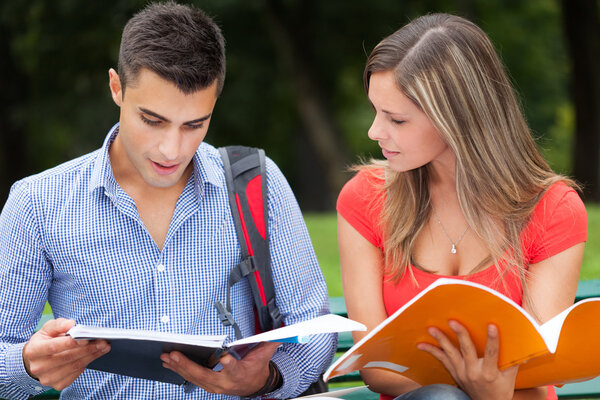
[215, 146, 282, 339]
[215, 146, 327, 396]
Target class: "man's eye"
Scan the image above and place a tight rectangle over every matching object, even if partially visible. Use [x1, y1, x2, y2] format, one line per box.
[185, 123, 204, 130]
[141, 115, 161, 126]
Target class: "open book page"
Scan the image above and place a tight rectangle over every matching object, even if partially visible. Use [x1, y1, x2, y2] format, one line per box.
[325, 278, 551, 387]
[231, 314, 366, 346]
[538, 300, 581, 354]
[69, 314, 366, 348]
[515, 298, 600, 388]
[68, 325, 227, 347]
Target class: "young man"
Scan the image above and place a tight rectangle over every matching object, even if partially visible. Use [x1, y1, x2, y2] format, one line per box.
[0, 2, 335, 399]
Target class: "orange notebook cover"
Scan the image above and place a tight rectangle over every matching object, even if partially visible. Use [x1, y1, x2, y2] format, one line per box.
[324, 278, 600, 389]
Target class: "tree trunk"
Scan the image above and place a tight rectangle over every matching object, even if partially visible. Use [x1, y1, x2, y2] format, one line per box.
[260, 0, 351, 209]
[560, 0, 600, 201]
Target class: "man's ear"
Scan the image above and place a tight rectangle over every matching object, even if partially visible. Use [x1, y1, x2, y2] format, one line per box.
[108, 68, 123, 107]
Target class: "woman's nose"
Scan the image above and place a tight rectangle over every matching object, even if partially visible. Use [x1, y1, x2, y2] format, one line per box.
[367, 116, 386, 142]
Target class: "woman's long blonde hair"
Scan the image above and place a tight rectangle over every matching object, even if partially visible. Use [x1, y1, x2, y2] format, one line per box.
[363, 14, 572, 296]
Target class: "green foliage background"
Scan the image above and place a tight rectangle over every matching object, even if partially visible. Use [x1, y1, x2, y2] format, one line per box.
[0, 0, 578, 209]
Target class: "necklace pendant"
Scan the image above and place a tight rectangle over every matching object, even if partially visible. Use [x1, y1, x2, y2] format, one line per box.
[451, 244, 457, 254]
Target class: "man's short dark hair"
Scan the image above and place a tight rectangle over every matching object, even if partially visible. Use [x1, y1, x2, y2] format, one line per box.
[118, 1, 226, 96]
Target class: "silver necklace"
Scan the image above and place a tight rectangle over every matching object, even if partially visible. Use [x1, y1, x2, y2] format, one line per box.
[431, 206, 469, 254]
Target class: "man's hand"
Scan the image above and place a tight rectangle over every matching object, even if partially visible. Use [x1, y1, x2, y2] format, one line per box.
[417, 321, 518, 400]
[160, 341, 280, 396]
[22, 318, 110, 390]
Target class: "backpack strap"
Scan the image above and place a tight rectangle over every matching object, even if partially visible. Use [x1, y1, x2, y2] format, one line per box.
[215, 146, 283, 340]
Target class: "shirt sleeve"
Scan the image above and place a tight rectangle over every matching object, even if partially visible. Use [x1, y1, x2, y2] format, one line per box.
[336, 169, 385, 249]
[0, 180, 53, 399]
[262, 158, 336, 399]
[526, 183, 588, 264]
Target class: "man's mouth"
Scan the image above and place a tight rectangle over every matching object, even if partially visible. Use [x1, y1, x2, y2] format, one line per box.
[151, 160, 179, 175]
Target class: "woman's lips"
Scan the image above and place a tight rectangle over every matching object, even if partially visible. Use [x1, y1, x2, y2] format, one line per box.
[381, 149, 400, 159]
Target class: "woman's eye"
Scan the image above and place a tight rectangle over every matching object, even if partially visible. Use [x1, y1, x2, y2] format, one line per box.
[141, 115, 161, 126]
[391, 119, 405, 125]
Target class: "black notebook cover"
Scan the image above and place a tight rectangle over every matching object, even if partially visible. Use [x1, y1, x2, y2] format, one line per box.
[88, 338, 223, 384]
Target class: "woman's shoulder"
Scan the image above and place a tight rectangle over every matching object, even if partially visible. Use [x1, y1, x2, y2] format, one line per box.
[534, 180, 585, 216]
[336, 168, 386, 248]
[337, 168, 385, 208]
[523, 180, 587, 263]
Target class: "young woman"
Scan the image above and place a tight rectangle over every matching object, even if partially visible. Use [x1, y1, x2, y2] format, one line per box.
[337, 13, 587, 400]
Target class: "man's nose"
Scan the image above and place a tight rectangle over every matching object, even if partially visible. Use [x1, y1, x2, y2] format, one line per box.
[158, 129, 180, 161]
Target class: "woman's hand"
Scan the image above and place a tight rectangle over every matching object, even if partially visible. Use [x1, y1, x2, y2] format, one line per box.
[417, 320, 518, 400]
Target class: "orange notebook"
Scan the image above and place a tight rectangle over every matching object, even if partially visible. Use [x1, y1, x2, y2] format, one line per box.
[324, 278, 600, 389]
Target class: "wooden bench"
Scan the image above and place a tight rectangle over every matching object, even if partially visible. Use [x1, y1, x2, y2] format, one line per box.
[327, 279, 600, 399]
[28, 279, 600, 399]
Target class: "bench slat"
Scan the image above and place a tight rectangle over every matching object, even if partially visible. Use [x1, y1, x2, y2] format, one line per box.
[337, 331, 354, 352]
[555, 376, 600, 398]
[575, 280, 600, 302]
[329, 296, 347, 317]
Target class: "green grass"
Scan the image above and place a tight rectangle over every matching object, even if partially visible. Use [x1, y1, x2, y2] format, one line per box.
[305, 205, 600, 297]
[581, 203, 600, 279]
[304, 213, 343, 296]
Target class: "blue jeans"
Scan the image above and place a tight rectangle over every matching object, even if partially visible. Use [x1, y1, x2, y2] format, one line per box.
[393, 384, 471, 400]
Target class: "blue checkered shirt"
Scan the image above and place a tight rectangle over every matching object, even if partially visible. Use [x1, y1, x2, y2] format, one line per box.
[0, 124, 335, 399]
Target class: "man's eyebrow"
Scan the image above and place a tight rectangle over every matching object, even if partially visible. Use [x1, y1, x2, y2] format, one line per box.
[184, 114, 212, 125]
[139, 107, 170, 122]
[138, 107, 211, 125]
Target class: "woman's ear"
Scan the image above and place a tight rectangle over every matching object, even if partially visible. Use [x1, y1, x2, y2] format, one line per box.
[108, 68, 123, 107]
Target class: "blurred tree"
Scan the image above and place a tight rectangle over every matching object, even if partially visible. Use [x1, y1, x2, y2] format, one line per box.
[0, 0, 145, 203]
[260, 0, 351, 208]
[560, 0, 600, 201]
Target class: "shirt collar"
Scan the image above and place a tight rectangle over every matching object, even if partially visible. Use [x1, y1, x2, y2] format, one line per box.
[192, 143, 223, 189]
[89, 123, 119, 197]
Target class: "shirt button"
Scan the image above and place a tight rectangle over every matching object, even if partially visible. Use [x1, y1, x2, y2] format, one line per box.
[34, 386, 43, 391]
[157, 264, 166, 272]
[161, 315, 170, 324]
